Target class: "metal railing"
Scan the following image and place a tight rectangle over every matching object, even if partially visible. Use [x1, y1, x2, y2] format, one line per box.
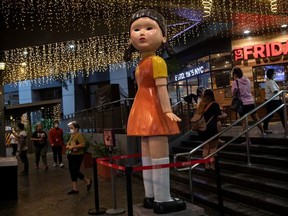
[62, 98, 134, 132]
[173, 90, 287, 206]
[62, 97, 189, 134]
[174, 90, 288, 171]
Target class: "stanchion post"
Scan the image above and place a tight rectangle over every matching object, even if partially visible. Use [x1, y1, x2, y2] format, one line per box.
[125, 165, 133, 216]
[88, 158, 106, 215]
[106, 147, 125, 215]
[214, 156, 224, 216]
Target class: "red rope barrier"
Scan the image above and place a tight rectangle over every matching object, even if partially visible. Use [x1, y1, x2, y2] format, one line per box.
[96, 154, 211, 172]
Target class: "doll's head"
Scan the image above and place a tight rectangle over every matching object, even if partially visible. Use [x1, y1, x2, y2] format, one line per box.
[123, 9, 174, 61]
[129, 9, 167, 37]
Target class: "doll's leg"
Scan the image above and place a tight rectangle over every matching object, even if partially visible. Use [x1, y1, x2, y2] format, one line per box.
[149, 136, 186, 214]
[141, 137, 154, 209]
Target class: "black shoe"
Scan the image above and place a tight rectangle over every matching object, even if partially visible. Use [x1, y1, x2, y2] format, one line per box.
[264, 130, 272, 134]
[143, 197, 154, 209]
[153, 197, 186, 214]
[68, 190, 79, 195]
[87, 179, 92, 191]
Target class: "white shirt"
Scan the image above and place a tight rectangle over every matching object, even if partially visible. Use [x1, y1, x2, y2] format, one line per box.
[10, 133, 19, 144]
[265, 79, 280, 100]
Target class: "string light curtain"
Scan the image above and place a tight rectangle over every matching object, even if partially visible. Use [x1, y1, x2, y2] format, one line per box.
[270, 0, 278, 13]
[2, 0, 288, 85]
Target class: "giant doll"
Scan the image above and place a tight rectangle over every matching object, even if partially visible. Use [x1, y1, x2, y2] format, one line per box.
[123, 9, 186, 214]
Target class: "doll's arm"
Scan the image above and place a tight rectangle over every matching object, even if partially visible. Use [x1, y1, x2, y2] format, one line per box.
[156, 78, 181, 122]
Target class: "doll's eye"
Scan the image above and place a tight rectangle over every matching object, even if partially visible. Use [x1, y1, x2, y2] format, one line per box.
[147, 27, 153, 30]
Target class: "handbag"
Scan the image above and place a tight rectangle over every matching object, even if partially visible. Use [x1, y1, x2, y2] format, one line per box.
[230, 80, 243, 113]
[191, 102, 214, 131]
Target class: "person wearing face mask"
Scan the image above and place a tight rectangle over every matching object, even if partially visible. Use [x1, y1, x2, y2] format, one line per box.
[49, 120, 64, 167]
[263, 68, 286, 133]
[66, 121, 92, 195]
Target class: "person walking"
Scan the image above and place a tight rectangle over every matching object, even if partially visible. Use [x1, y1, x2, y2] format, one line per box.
[231, 67, 265, 134]
[31, 123, 48, 170]
[263, 68, 286, 133]
[49, 120, 64, 167]
[66, 121, 92, 195]
[12, 123, 28, 176]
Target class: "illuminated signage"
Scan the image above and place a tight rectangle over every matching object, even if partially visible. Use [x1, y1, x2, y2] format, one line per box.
[233, 40, 288, 61]
[174, 66, 204, 81]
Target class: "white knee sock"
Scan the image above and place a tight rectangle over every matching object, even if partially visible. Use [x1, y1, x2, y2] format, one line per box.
[152, 157, 173, 202]
[142, 156, 154, 198]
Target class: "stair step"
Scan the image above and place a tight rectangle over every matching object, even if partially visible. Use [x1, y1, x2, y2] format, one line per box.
[170, 179, 281, 216]
[222, 184, 288, 215]
[220, 160, 288, 181]
[170, 168, 288, 199]
[218, 151, 288, 167]
[221, 143, 288, 156]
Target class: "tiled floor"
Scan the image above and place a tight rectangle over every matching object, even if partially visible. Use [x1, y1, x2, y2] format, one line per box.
[0, 122, 286, 216]
[0, 150, 145, 216]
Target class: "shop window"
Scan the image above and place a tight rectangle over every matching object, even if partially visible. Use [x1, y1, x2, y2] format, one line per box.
[210, 52, 232, 71]
[187, 77, 198, 95]
[199, 73, 211, 89]
[198, 56, 210, 72]
[212, 70, 231, 89]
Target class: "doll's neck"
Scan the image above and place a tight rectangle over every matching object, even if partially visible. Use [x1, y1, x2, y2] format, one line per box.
[141, 52, 156, 59]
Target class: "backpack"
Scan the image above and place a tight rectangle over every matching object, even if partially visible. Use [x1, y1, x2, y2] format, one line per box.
[191, 102, 214, 132]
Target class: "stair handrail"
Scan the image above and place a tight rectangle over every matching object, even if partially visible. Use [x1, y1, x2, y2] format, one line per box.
[174, 90, 288, 171]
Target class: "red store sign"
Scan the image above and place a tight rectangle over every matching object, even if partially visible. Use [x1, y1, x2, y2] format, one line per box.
[233, 40, 288, 61]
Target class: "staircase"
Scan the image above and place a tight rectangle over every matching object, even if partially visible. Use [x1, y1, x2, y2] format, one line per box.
[171, 132, 288, 216]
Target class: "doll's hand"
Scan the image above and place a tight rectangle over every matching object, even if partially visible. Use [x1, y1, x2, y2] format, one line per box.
[165, 112, 182, 122]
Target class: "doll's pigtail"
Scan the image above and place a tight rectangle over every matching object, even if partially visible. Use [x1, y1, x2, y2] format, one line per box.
[123, 44, 137, 62]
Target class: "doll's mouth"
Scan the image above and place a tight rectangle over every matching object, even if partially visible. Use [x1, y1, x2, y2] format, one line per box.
[139, 37, 146, 41]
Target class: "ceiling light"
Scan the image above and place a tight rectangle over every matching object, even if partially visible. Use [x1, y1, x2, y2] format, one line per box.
[244, 30, 250, 34]
[281, 24, 287, 28]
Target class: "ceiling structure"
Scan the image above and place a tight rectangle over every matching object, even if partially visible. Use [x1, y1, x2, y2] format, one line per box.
[0, 0, 287, 84]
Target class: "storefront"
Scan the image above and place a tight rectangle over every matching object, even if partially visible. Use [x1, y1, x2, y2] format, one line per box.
[232, 32, 288, 103]
[168, 52, 233, 106]
[168, 32, 287, 124]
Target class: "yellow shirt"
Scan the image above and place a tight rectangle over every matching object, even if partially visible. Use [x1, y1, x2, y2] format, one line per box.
[67, 133, 85, 155]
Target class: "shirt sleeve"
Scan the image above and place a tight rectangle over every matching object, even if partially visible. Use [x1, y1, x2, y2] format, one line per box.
[231, 80, 237, 96]
[152, 56, 168, 78]
[268, 80, 279, 93]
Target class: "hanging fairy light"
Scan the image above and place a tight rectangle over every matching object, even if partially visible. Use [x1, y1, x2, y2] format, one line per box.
[270, 0, 277, 13]
[202, 0, 213, 18]
[1, 0, 288, 85]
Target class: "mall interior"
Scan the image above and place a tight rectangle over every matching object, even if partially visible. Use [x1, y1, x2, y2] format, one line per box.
[0, 0, 288, 215]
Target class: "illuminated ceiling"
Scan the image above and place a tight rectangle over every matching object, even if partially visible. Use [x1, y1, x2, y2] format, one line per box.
[0, 0, 287, 84]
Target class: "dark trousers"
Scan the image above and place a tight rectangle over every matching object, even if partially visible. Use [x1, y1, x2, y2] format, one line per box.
[67, 154, 84, 182]
[263, 100, 285, 130]
[11, 144, 18, 156]
[34, 145, 48, 166]
[52, 146, 62, 163]
[19, 150, 29, 174]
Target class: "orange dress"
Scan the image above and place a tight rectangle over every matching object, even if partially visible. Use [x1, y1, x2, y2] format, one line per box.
[127, 55, 180, 136]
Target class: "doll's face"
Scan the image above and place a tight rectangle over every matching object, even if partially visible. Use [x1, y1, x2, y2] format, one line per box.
[130, 17, 166, 53]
